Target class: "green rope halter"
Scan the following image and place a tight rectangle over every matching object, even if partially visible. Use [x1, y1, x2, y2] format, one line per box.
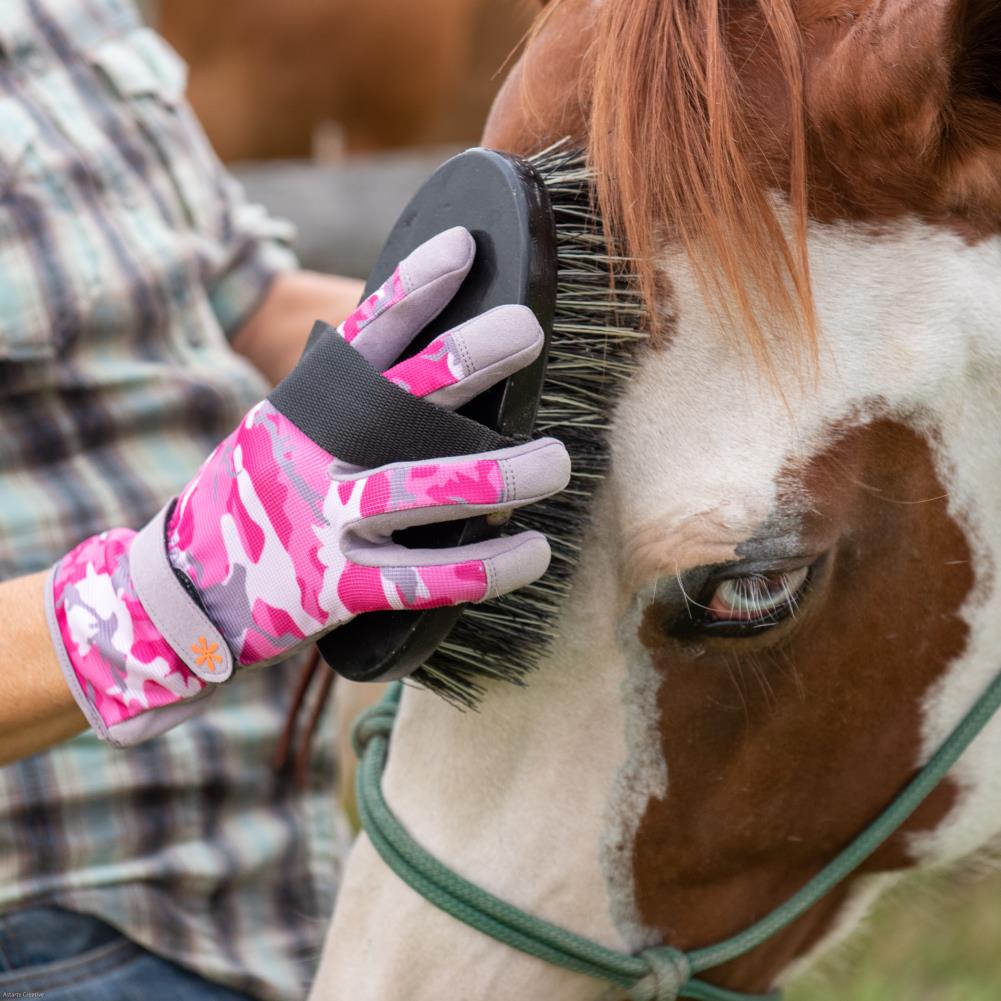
[354, 665, 1001, 1001]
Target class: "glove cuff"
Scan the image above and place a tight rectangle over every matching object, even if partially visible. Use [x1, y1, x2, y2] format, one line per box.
[46, 506, 230, 748]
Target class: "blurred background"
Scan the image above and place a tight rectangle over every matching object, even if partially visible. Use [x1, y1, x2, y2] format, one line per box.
[138, 3, 1001, 997]
[140, 0, 535, 278]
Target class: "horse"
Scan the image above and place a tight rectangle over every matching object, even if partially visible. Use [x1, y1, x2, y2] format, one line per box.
[309, 0, 1001, 996]
[156, 0, 537, 162]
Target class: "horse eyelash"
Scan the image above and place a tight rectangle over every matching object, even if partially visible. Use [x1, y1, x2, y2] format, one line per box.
[699, 568, 808, 630]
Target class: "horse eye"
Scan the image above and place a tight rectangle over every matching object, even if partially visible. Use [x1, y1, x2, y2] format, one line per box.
[700, 566, 810, 631]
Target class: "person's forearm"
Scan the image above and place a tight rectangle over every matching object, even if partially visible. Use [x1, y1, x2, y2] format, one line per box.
[0, 572, 86, 765]
[231, 270, 365, 384]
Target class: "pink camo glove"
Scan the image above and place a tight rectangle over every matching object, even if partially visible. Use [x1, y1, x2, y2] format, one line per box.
[47, 228, 571, 747]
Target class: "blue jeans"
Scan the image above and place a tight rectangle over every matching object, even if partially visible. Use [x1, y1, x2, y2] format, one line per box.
[0, 908, 257, 1001]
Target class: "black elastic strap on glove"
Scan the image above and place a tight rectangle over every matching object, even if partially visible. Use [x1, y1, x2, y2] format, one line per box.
[269, 321, 515, 468]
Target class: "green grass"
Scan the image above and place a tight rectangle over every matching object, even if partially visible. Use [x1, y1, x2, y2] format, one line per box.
[788, 869, 1001, 1001]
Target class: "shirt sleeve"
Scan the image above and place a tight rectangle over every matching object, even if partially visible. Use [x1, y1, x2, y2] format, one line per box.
[206, 172, 301, 341]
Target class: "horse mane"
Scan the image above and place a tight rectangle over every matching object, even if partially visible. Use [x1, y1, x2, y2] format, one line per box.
[575, 0, 817, 360]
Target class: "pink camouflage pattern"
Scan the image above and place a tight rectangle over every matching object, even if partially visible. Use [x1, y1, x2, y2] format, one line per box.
[338, 266, 406, 344]
[51, 318, 502, 727]
[166, 400, 503, 665]
[383, 332, 464, 397]
[51, 529, 204, 728]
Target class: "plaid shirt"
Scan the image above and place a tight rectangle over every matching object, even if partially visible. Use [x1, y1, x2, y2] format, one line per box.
[0, 2, 348, 998]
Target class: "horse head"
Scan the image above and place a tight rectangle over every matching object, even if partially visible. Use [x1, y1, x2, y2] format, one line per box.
[313, 1, 1001, 996]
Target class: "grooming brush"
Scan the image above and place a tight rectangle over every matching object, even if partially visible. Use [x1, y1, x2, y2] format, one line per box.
[317, 143, 646, 706]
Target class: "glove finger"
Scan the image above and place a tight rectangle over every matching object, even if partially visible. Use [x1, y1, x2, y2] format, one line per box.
[382, 304, 544, 410]
[338, 437, 571, 539]
[339, 226, 475, 370]
[337, 532, 552, 614]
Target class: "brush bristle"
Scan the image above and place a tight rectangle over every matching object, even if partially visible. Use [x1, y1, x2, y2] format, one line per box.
[410, 143, 648, 707]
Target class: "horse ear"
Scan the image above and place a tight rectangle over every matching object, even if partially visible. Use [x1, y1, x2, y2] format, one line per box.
[946, 0, 1001, 143]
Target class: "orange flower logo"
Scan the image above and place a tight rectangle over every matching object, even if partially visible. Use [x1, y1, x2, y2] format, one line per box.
[192, 636, 222, 672]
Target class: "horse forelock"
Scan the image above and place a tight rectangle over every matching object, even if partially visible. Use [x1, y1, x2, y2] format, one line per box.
[587, 0, 815, 361]
[521, 0, 1001, 366]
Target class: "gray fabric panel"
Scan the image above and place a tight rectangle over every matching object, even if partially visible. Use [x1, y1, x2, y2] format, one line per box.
[422, 304, 544, 409]
[105, 688, 216, 749]
[130, 503, 234, 683]
[351, 226, 476, 371]
[43, 563, 113, 743]
[481, 531, 551, 600]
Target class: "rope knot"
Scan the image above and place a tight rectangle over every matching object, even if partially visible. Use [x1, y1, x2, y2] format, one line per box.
[628, 946, 692, 1001]
[351, 702, 397, 757]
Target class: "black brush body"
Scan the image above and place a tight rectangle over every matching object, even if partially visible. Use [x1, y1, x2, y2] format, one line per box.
[317, 148, 558, 683]
[318, 144, 643, 703]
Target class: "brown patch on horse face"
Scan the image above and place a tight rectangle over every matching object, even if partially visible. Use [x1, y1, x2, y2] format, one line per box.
[629, 419, 972, 992]
[481, 0, 594, 153]
[805, 0, 1001, 233]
